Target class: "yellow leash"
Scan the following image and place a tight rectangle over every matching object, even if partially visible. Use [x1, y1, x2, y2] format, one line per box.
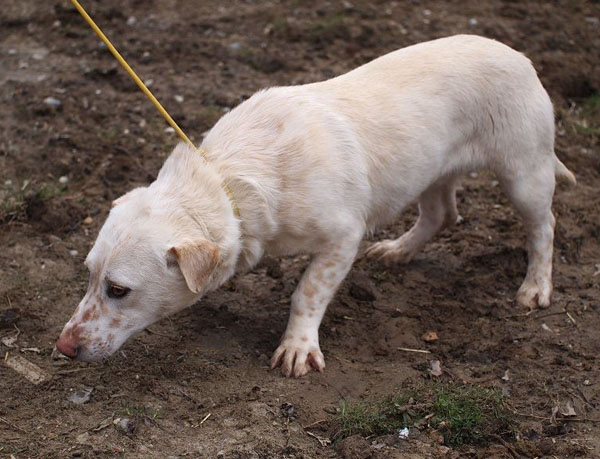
[70, 0, 240, 218]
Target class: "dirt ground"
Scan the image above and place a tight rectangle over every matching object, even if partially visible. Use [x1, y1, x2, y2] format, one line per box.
[1, 0, 599, 457]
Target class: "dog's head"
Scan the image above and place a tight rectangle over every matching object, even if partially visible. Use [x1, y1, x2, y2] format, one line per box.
[55, 166, 227, 361]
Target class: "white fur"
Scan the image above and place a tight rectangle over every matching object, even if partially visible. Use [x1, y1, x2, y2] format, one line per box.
[57, 35, 574, 376]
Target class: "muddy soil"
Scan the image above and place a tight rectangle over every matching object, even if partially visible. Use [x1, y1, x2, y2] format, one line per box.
[1, 0, 599, 457]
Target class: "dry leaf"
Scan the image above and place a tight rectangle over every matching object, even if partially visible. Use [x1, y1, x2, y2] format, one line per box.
[429, 360, 443, 377]
[560, 401, 576, 417]
[422, 331, 439, 342]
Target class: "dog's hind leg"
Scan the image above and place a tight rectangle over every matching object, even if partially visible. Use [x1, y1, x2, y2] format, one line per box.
[270, 232, 362, 378]
[366, 176, 459, 265]
[497, 158, 556, 308]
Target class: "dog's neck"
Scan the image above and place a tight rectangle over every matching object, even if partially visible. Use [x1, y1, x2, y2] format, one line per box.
[153, 144, 243, 292]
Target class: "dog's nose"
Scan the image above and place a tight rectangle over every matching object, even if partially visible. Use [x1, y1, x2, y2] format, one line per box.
[56, 334, 79, 358]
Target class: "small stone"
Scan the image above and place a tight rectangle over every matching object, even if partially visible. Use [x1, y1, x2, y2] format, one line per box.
[423, 9, 432, 16]
[4, 179, 12, 186]
[0, 308, 20, 329]
[114, 417, 135, 435]
[228, 42, 242, 52]
[468, 17, 478, 26]
[144, 79, 153, 87]
[280, 402, 295, 420]
[58, 176, 69, 184]
[335, 434, 371, 459]
[76, 432, 90, 444]
[126, 16, 137, 26]
[69, 250, 79, 257]
[98, 41, 106, 49]
[68, 387, 94, 404]
[174, 94, 184, 103]
[43, 97, 62, 108]
[422, 331, 439, 342]
[83, 216, 93, 225]
[584, 16, 599, 25]
[164, 127, 175, 134]
[8, 49, 17, 55]
[348, 272, 376, 302]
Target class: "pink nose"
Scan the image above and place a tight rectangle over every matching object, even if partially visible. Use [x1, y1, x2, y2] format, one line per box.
[56, 333, 79, 358]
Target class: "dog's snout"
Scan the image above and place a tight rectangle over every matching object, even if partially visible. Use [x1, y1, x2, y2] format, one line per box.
[56, 333, 79, 359]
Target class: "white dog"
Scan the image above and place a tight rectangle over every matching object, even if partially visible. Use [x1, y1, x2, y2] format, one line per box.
[56, 35, 575, 377]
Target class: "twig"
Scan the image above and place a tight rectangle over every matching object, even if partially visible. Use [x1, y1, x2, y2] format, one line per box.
[501, 310, 534, 320]
[303, 419, 328, 429]
[55, 367, 97, 375]
[510, 408, 600, 423]
[145, 327, 177, 339]
[397, 347, 431, 354]
[0, 416, 28, 434]
[305, 430, 331, 446]
[535, 309, 568, 320]
[199, 413, 211, 425]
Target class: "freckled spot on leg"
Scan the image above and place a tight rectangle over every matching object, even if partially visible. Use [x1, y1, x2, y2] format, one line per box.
[303, 283, 317, 299]
[293, 310, 304, 317]
[301, 336, 308, 342]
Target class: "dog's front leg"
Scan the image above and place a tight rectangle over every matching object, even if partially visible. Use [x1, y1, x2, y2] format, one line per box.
[271, 237, 361, 377]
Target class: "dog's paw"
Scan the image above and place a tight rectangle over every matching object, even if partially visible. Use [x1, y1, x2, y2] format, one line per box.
[365, 239, 416, 266]
[517, 279, 552, 309]
[270, 338, 325, 378]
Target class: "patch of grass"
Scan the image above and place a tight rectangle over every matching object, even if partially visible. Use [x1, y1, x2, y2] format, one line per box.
[0, 182, 65, 225]
[338, 391, 417, 439]
[306, 14, 349, 44]
[123, 403, 161, 421]
[582, 94, 600, 116]
[433, 385, 510, 446]
[335, 383, 514, 448]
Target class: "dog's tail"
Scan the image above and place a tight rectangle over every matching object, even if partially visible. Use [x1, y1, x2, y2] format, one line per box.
[555, 155, 576, 186]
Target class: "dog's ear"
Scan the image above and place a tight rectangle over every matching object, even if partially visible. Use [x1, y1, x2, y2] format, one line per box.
[168, 240, 220, 293]
[111, 187, 146, 208]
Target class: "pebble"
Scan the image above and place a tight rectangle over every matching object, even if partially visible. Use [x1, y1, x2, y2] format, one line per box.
[58, 175, 69, 184]
[98, 41, 106, 49]
[164, 127, 175, 134]
[43, 97, 62, 108]
[174, 94, 184, 103]
[144, 79, 153, 87]
[126, 16, 137, 26]
[69, 250, 79, 257]
[348, 272, 376, 302]
[68, 387, 94, 404]
[83, 216, 93, 225]
[4, 179, 12, 186]
[114, 417, 135, 435]
[228, 42, 242, 52]
[469, 17, 478, 26]
[8, 49, 17, 55]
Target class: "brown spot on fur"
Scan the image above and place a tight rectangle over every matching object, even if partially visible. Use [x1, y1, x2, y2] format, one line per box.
[110, 318, 121, 328]
[293, 310, 304, 317]
[301, 336, 308, 342]
[81, 308, 92, 322]
[303, 283, 317, 299]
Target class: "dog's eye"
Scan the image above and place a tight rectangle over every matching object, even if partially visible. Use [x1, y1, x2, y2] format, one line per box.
[107, 283, 130, 299]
